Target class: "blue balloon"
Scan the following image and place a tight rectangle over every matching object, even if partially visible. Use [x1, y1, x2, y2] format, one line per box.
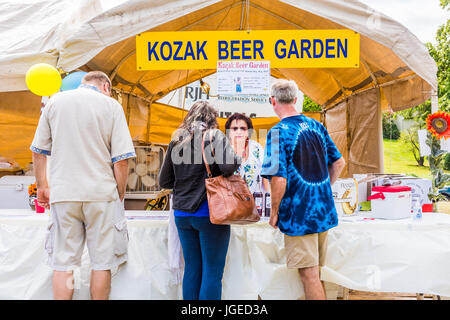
[60, 71, 87, 91]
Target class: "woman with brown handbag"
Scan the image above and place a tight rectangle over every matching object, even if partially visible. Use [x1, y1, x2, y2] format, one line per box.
[159, 101, 241, 300]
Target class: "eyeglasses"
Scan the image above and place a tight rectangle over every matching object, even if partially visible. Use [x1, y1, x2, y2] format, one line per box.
[230, 126, 248, 131]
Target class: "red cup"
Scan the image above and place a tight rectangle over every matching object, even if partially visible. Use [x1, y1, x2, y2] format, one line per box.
[34, 198, 45, 213]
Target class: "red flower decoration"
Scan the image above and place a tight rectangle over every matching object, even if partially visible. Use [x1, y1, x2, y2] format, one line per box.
[426, 111, 450, 140]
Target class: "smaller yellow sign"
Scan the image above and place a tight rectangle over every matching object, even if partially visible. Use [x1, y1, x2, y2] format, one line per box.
[136, 30, 360, 70]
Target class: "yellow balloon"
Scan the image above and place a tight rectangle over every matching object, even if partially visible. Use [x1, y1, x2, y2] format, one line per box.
[25, 63, 62, 96]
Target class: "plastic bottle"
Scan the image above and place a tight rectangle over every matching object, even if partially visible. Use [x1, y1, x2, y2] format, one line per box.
[413, 198, 423, 220]
[264, 192, 271, 217]
[253, 176, 264, 216]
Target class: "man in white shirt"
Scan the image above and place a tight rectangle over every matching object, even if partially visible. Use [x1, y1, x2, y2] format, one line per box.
[30, 71, 136, 300]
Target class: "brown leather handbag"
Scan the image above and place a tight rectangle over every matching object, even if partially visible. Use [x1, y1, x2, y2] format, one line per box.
[201, 131, 260, 225]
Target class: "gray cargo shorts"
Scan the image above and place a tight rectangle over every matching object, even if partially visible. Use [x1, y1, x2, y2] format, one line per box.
[45, 199, 129, 271]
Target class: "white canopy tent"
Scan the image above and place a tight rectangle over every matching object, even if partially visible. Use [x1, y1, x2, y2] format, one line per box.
[0, 0, 438, 175]
[0, 0, 437, 96]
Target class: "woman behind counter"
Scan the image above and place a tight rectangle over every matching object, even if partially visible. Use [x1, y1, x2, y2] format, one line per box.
[225, 113, 269, 195]
[159, 101, 241, 300]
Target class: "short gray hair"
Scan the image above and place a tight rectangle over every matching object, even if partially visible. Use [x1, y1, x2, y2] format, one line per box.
[82, 71, 112, 88]
[270, 79, 298, 104]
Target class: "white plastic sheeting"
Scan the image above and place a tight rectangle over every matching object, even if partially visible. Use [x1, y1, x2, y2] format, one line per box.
[1, 211, 450, 299]
[0, 211, 327, 300]
[322, 213, 450, 296]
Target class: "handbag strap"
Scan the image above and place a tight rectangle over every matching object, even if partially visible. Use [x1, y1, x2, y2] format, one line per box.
[201, 130, 214, 178]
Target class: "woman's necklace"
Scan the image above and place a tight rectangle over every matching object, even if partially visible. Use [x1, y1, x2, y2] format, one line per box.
[235, 139, 249, 161]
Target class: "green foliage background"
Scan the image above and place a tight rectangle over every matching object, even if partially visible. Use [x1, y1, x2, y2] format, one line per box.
[396, 1, 449, 123]
[302, 95, 322, 112]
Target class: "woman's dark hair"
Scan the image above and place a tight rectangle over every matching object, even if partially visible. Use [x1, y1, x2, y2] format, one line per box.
[225, 113, 254, 134]
[172, 100, 219, 145]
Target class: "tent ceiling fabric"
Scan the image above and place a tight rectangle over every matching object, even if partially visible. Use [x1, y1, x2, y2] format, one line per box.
[0, 0, 437, 112]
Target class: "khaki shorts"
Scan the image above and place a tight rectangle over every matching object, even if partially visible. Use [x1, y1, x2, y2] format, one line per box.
[284, 231, 328, 269]
[45, 199, 129, 271]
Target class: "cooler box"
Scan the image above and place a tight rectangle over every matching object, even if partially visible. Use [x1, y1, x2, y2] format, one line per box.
[387, 177, 433, 212]
[0, 175, 36, 209]
[368, 186, 412, 219]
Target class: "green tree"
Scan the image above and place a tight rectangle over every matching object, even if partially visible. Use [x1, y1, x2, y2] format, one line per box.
[396, 100, 431, 124]
[428, 22, 450, 112]
[400, 124, 425, 166]
[426, 134, 450, 207]
[302, 95, 322, 112]
[395, 2, 449, 173]
[396, 2, 449, 120]
[426, 0, 450, 206]
[382, 112, 400, 140]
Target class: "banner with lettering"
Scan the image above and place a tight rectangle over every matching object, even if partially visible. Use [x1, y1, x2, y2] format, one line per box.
[136, 30, 360, 70]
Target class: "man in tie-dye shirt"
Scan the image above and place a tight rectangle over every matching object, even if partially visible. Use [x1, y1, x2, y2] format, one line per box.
[261, 79, 345, 300]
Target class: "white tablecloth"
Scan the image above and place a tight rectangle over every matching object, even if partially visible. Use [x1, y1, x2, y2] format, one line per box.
[1, 210, 449, 299]
[322, 212, 450, 297]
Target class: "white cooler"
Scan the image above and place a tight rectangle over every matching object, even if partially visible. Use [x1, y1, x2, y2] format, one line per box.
[0, 175, 36, 209]
[368, 185, 412, 219]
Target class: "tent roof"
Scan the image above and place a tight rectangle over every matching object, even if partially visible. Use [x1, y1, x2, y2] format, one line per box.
[0, 0, 437, 111]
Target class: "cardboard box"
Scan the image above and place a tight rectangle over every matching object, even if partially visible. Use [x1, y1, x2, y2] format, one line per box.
[353, 174, 369, 204]
[332, 178, 358, 216]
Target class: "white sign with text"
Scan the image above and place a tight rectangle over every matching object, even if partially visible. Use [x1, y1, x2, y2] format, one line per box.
[216, 61, 270, 95]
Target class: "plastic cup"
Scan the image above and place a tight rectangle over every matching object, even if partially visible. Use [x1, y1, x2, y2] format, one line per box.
[34, 198, 45, 213]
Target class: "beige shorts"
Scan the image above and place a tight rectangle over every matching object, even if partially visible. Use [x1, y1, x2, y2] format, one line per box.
[284, 231, 329, 269]
[45, 199, 129, 271]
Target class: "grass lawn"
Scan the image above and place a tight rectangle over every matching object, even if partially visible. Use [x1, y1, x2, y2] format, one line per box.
[383, 138, 449, 179]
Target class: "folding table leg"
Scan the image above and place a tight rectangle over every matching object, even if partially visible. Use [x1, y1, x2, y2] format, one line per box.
[343, 287, 350, 300]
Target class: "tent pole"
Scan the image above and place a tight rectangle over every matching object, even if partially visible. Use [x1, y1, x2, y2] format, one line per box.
[146, 99, 153, 143]
[110, 50, 136, 83]
[112, 87, 153, 104]
[361, 59, 378, 86]
[431, 89, 439, 113]
[249, 2, 307, 29]
[324, 74, 419, 111]
[240, 0, 246, 30]
[362, 60, 383, 173]
[345, 98, 351, 177]
[377, 87, 384, 173]
[126, 93, 131, 125]
[179, 1, 241, 31]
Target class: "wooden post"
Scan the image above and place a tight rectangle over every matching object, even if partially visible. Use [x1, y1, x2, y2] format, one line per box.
[431, 89, 438, 113]
[126, 93, 131, 125]
[146, 100, 153, 143]
[377, 87, 384, 173]
[343, 287, 350, 300]
[345, 98, 351, 177]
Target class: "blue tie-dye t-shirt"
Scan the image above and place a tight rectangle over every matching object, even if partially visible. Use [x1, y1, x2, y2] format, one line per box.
[261, 115, 342, 236]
